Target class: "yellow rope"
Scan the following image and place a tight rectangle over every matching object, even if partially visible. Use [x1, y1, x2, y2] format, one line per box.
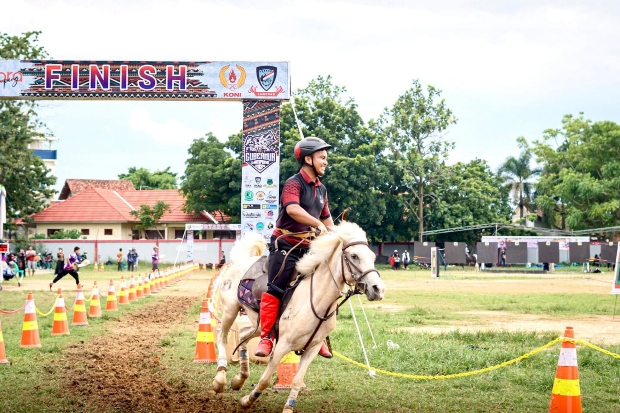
[35, 297, 58, 317]
[333, 336, 620, 380]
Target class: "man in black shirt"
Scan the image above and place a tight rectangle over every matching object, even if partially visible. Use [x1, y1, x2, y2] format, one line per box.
[254, 137, 334, 359]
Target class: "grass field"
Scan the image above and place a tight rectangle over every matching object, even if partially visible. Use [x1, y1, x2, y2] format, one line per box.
[1, 265, 619, 412]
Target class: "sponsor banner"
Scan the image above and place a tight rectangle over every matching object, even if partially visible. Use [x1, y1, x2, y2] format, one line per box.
[481, 236, 590, 250]
[186, 230, 194, 263]
[241, 101, 281, 243]
[0, 60, 289, 101]
[185, 224, 242, 231]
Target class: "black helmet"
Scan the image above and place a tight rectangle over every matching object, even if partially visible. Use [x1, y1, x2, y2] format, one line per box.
[294, 137, 332, 165]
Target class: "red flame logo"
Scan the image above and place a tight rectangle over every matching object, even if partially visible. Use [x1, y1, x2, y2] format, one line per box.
[228, 70, 237, 83]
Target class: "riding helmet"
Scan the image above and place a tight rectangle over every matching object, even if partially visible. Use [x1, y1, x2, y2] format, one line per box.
[294, 137, 332, 165]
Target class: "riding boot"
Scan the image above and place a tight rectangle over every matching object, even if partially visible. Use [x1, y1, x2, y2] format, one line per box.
[318, 340, 332, 359]
[254, 292, 280, 357]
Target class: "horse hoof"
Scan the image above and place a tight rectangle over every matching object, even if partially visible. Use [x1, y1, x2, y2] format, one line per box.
[212, 379, 226, 393]
[239, 395, 253, 408]
[231, 375, 247, 391]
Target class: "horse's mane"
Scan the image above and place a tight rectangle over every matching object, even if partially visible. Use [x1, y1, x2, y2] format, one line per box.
[296, 222, 368, 275]
[229, 232, 267, 263]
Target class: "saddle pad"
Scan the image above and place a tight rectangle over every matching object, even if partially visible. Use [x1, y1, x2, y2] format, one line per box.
[237, 279, 260, 313]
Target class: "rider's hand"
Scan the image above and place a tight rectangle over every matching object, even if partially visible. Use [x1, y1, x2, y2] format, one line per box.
[317, 222, 328, 236]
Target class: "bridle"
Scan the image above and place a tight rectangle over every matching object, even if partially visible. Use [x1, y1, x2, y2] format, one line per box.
[299, 238, 380, 355]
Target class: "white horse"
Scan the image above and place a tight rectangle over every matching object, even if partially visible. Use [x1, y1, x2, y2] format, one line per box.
[212, 221, 386, 412]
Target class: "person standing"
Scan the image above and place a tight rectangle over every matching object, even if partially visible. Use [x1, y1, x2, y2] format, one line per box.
[151, 246, 160, 274]
[17, 248, 27, 277]
[254, 137, 334, 359]
[394, 252, 401, 270]
[25, 245, 36, 276]
[127, 249, 134, 272]
[117, 248, 123, 271]
[402, 250, 410, 270]
[54, 248, 64, 276]
[49, 246, 81, 290]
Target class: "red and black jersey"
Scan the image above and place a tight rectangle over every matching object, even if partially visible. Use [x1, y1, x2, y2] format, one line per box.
[273, 169, 330, 247]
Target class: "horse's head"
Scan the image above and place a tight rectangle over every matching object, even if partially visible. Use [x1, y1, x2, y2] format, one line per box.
[333, 222, 385, 301]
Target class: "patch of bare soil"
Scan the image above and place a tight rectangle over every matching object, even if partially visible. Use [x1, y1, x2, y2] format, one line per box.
[60, 295, 246, 413]
[400, 311, 620, 345]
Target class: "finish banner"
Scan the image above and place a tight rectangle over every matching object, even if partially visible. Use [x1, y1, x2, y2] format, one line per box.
[0, 60, 289, 101]
[241, 101, 281, 244]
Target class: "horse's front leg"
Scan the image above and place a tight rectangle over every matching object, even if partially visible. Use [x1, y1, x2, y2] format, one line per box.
[212, 301, 239, 393]
[239, 344, 287, 408]
[281, 345, 320, 413]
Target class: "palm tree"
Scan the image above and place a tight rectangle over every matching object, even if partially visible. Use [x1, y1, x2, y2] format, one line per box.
[498, 150, 542, 219]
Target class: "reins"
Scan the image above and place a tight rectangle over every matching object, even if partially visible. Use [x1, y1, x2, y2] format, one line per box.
[299, 238, 379, 355]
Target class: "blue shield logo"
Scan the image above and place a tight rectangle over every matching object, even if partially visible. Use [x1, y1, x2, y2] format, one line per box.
[257, 66, 277, 91]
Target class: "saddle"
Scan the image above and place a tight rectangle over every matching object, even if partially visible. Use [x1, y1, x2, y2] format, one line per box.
[237, 255, 299, 313]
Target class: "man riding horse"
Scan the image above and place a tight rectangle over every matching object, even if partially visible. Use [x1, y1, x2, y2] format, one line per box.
[254, 137, 334, 359]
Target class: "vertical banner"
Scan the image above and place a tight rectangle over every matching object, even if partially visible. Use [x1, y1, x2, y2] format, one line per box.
[430, 247, 438, 278]
[186, 230, 194, 263]
[0, 185, 6, 240]
[612, 244, 620, 294]
[241, 101, 281, 243]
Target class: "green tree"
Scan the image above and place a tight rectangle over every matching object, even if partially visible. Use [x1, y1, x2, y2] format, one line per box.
[180, 133, 241, 223]
[278, 76, 392, 240]
[0, 31, 56, 224]
[427, 159, 512, 244]
[118, 166, 178, 189]
[48, 229, 84, 239]
[497, 140, 541, 219]
[378, 79, 456, 241]
[129, 201, 171, 239]
[531, 114, 620, 231]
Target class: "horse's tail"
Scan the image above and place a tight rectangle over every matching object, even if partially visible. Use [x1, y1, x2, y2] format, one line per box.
[229, 232, 267, 263]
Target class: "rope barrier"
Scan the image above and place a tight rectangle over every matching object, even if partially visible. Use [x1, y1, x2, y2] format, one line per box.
[0, 302, 27, 315]
[35, 298, 58, 317]
[333, 336, 620, 380]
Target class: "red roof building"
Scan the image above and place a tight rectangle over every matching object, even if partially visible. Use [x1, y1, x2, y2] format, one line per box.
[29, 186, 229, 240]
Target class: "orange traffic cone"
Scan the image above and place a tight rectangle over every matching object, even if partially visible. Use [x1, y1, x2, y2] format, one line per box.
[549, 326, 582, 413]
[89, 281, 102, 317]
[99, 262, 104, 272]
[93, 261, 99, 272]
[0, 321, 9, 364]
[106, 279, 118, 311]
[118, 276, 129, 305]
[164, 270, 171, 287]
[193, 300, 217, 363]
[136, 275, 144, 299]
[20, 292, 41, 348]
[128, 275, 137, 302]
[207, 297, 218, 341]
[143, 274, 152, 295]
[51, 289, 70, 336]
[72, 284, 89, 326]
[273, 352, 300, 391]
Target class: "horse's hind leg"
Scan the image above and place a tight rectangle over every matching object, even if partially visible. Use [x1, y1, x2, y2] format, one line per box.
[231, 313, 258, 390]
[212, 297, 239, 393]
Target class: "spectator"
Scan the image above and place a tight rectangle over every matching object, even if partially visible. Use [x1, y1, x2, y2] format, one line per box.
[127, 248, 138, 272]
[402, 250, 410, 270]
[389, 251, 395, 269]
[55, 248, 65, 276]
[44, 252, 53, 270]
[394, 252, 401, 270]
[25, 245, 36, 276]
[216, 252, 226, 270]
[2, 260, 15, 281]
[117, 248, 123, 271]
[17, 249, 26, 277]
[500, 248, 507, 266]
[152, 247, 160, 274]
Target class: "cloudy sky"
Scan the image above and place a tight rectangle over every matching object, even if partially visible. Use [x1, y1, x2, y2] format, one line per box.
[3, 0, 619, 193]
